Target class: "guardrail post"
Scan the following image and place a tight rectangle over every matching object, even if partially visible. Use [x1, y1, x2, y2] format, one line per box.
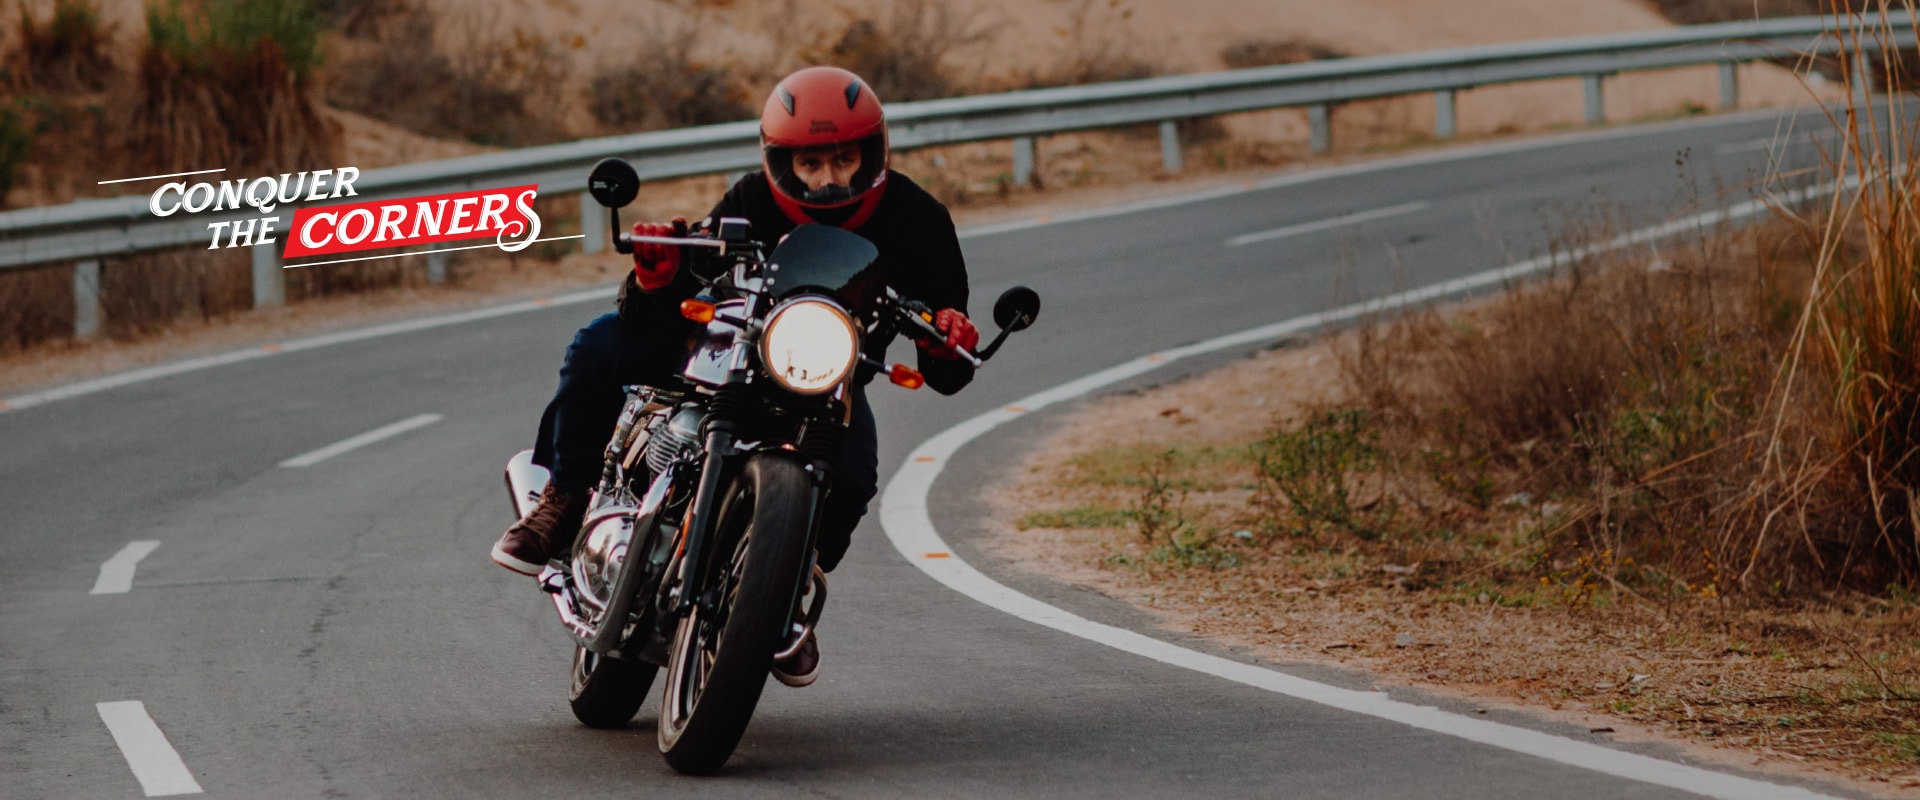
[252, 241, 284, 308]
[1158, 121, 1183, 173]
[1718, 62, 1740, 110]
[74, 260, 100, 338]
[1583, 74, 1606, 125]
[427, 243, 448, 285]
[1012, 136, 1035, 186]
[579, 191, 603, 255]
[1309, 104, 1331, 154]
[1434, 89, 1457, 139]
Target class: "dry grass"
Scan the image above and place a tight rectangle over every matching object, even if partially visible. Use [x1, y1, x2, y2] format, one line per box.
[997, 3, 1920, 786]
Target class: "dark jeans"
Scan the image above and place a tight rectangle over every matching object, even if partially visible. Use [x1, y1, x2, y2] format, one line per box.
[531, 312, 879, 573]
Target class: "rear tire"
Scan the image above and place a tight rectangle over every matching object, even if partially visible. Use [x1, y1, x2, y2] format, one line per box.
[657, 455, 814, 775]
[568, 645, 658, 729]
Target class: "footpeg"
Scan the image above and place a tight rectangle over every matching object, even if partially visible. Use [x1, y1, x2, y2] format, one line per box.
[539, 565, 566, 595]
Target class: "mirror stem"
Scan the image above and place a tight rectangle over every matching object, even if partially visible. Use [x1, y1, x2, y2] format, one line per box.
[609, 206, 631, 255]
[975, 324, 1016, 361]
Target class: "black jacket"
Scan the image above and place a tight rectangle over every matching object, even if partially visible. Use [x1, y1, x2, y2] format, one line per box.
[618, 170, 974, 394]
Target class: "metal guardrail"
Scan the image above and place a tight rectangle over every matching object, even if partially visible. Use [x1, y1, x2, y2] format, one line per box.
[2, 14, 1914, 336]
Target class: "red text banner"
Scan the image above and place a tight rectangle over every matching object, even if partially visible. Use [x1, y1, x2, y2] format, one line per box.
[283, 185, 541, 258]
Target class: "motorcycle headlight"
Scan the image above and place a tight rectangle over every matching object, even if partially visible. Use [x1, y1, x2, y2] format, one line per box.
[760, 297, 858, 395]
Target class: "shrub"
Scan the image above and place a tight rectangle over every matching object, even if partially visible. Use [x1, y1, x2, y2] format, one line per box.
[1649, 0, 1822, 24]
[809, 0, 998, 102]
[1220, 37, 1345, 70]
[12, 0, 115, 91]
[1337, 212, 1837, 594]
[1257, 408, 1398, 539]
[1017, 0, 1157, 89]
[306, 0, 409, 35]
[324, 3, 569, 146]
[132, 0, 335, 175]
[586, 12, 753, 131]
[99, 248, 253, 339]
[0, 102, 32, 208]
[0, 263, 71, 352]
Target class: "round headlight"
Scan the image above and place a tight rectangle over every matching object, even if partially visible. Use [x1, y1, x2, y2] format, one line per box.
[760, 298, 858, 395]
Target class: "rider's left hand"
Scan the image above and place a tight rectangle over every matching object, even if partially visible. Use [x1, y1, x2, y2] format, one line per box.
[917, 308, 978, 360]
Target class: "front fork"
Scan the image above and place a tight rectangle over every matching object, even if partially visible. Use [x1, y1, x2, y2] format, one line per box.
[665, 445, 837, 632]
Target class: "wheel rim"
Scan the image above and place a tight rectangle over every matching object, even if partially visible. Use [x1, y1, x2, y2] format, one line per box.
[569, 646, 596, 701]
[660, 510, 753, 744]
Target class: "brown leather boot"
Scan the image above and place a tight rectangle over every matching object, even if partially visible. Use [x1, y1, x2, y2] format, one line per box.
[491, 483, 588, 576]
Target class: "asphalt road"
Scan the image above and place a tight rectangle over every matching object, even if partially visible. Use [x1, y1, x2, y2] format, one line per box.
[0, 108, 1880, 799]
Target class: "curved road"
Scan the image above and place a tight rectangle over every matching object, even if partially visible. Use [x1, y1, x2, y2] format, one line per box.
[1, 108, 1874, 799]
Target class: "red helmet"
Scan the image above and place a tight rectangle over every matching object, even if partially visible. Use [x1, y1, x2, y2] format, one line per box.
[760, 66, 889, 227]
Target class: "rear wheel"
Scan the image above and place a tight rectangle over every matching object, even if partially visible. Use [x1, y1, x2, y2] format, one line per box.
[657, 455, 814, 775]
[568, 645, 657, 728]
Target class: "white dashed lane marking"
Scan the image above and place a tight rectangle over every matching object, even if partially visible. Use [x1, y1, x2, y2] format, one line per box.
[96, 701, 203, 796]
[278, 413, 443, 468]
[90, 541, 161, 595]
[1226, 201, 1431, 247]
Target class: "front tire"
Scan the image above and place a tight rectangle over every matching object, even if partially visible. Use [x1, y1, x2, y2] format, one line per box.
[657, 455, 814, 775]
[568, 645, 658, 728]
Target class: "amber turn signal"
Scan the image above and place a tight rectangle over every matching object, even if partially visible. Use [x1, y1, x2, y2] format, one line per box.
[888, 363, 925, 390]
[680, 299, 716, 323]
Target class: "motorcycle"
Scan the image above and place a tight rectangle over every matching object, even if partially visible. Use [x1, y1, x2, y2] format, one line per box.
[501, 157, 1040, 775]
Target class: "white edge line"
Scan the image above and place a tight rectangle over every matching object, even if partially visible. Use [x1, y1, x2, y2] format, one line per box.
[880, 189, 1853, 800]
[96, 701, 203, 796]
[96, 168, 225, 185]
[89, 540, 162, 595]
[0, 104, 1819, 416]
[283, 235, 586, 270]
[1713, 130, 1842, 156]
[278, 412, 443, 468]
[1226, 201, 1431, 247]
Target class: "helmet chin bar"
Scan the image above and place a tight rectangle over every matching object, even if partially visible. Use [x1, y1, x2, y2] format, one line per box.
[800, 184, 854, 204]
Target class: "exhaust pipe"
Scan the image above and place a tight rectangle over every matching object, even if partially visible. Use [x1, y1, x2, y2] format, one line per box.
[504, 449, 550, 519]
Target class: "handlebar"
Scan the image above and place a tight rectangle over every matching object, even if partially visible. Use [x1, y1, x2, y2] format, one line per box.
[616, 230, 985, 367]
[618, 233, 731, 250]
[886, 291, 983, 368]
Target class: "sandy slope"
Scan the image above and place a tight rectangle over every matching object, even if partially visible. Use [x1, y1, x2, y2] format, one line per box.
[403, 0, 1828, 143]
[54, 0, 1831, 169]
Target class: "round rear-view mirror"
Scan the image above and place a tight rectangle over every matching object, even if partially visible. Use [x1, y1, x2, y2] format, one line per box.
[587, 158, 640, 208]
[992, 286, 1040, 332]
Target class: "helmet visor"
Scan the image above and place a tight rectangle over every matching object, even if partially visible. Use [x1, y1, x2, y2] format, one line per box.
[764, 132, 888, 210]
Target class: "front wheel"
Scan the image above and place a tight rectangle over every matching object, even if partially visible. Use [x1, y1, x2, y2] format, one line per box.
[568, 645, 658, 728]
[657, 455, 815, 775]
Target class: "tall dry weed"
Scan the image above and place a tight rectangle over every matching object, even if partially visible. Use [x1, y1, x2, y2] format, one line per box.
[1326, 3, 1920, 597]
[1773, 3, 1920, 585]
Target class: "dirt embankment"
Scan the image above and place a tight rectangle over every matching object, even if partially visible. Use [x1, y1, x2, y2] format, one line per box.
[0, 0, 1837, 390]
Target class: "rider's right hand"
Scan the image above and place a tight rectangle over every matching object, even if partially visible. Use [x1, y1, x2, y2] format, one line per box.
[631, 216, 688, 292]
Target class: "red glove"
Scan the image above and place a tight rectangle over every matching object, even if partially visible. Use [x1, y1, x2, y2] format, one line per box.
[918, 308, 979, 360]
[631, 216, 688, 292]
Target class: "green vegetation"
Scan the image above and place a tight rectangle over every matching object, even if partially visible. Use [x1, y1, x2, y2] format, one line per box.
[133, 0, 335, 174]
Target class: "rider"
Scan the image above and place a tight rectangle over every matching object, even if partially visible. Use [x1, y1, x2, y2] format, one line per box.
[491, 66, 979, 687]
